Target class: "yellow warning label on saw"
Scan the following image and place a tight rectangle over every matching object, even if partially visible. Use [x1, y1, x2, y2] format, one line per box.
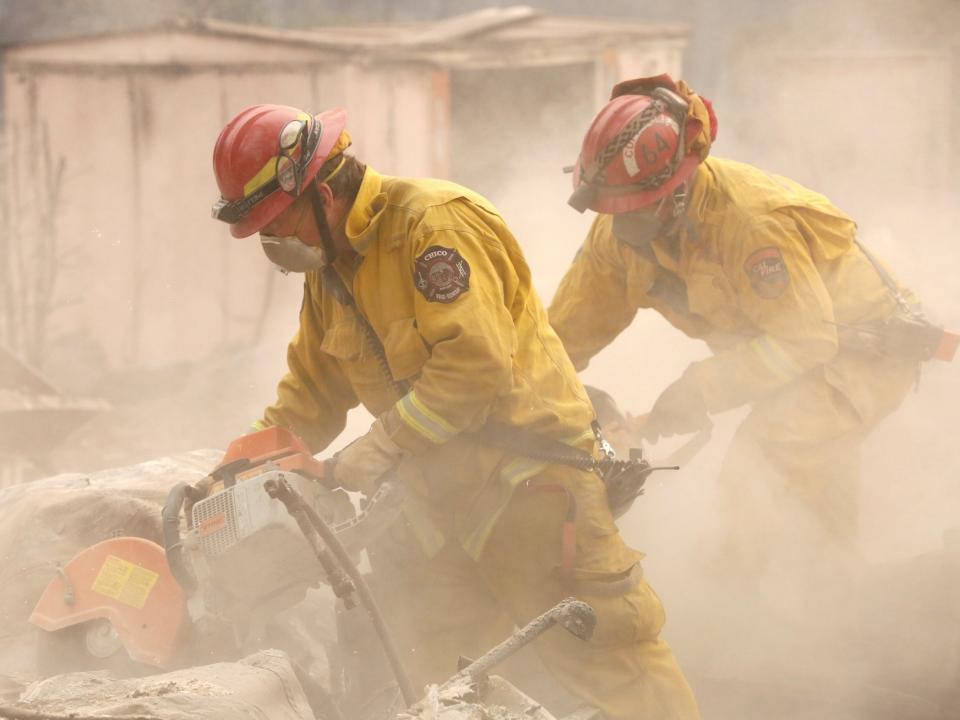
[91, 555, 159, 609]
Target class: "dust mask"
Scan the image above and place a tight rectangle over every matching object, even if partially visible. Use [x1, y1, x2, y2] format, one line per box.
[612, 212, 669, 250]
[259, 234, 328, 274]
[611, 186, 688, 253]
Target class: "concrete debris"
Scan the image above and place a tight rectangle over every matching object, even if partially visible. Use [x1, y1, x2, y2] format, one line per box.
[398, 676, 557, 720]
[0, 451, 220, 676]
[9, 650, 313, 720]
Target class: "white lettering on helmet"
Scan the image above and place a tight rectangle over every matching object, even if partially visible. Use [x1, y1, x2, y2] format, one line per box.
[622, 116, 680, 177]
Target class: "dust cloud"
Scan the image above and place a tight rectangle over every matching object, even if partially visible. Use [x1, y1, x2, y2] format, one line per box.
[449, 2, 960, 716]
[1, 0, 957, 718]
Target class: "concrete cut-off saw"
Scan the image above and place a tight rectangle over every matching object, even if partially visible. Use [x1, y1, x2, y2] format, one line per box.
[28, 426, 403, 676]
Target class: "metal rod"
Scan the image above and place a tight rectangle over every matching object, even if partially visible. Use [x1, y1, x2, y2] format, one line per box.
[451, 598, 596, 685]
[263, 477, 419, 708]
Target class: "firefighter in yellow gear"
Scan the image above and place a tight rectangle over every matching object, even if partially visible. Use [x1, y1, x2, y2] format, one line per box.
[549, 74, 922, 555]
[211, 104, 700, 720]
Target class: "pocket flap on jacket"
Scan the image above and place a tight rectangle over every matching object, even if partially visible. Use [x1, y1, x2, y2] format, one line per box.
[320, 319, 365, 361]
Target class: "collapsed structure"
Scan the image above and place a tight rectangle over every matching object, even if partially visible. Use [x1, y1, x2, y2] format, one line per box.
[0, 8, 687, 373]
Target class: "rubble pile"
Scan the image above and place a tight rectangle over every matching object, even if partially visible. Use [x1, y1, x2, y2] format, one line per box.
[6, 650, 313, 720]
[0, 451, 220, 676]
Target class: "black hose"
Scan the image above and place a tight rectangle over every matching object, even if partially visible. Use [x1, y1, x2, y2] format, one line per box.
[299, 496, 417, 707]
[263, 478, 418, 708]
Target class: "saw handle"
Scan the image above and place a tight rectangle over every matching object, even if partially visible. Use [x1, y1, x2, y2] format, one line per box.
[210, 457, 252, 489]
[161, 482, 200, 595]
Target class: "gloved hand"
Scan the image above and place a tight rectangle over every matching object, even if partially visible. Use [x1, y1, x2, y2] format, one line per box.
[640, 368, 710, 442]
[328, 416, 404, 496]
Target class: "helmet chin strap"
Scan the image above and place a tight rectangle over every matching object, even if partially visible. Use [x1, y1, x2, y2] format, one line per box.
[669, 183, 689, 219]
[309, 185, 340, 265]
[308, 184, 361, 307]
[651, 184, 690, 239]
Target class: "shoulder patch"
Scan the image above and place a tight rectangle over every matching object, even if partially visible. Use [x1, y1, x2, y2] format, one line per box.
[414, 245, 471, 303]
[744, 246, 789, 299]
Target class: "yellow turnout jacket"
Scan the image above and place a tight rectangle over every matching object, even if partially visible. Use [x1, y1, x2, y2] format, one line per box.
[549, 157, 914, 420]
[261, 167, 595, 556]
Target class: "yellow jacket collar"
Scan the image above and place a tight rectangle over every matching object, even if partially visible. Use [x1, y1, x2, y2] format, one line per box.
[345, 166, 388, 256]
[686, 165, 710, 220]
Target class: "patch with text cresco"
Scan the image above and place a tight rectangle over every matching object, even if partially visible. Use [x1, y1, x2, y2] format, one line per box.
[414, 245, 471, 303]
[744, 246, 789, 298]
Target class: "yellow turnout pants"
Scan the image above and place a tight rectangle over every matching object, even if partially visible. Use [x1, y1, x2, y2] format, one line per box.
[717, 354, 918, 568]
[368, 465, 700, 720]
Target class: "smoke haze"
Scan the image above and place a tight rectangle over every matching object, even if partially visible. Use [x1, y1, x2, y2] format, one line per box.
[1, 1, 958, 717]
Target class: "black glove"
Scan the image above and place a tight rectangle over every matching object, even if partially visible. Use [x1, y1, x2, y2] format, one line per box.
[642, 368, 710, 441]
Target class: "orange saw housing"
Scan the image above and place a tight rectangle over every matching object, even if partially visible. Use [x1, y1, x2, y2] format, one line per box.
[30, 536, 186, 669]
[29, 426, 329, 669]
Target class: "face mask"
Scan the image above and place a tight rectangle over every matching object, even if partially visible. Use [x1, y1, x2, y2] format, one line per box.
[612, 211, 668, 251]
[612, 187, 688, 252]
[260, 234, 328, 274]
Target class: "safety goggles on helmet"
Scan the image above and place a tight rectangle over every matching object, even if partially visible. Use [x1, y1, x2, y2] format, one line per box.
[212, 118, 322, 225]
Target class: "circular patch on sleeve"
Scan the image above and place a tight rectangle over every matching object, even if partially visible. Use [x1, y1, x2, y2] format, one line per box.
[744, 246, 789, 299]
[414, 245, 471, 303]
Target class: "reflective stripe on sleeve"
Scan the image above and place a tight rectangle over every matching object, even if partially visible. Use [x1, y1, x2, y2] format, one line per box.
[748, 335, 805, 382]
[394, 390, 458, 444]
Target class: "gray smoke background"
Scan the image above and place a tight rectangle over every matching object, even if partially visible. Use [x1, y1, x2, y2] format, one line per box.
[0, 0, 958, 718]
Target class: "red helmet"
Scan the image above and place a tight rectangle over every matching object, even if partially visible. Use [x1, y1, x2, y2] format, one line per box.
[212, 105, 348, 238]
[569, 79, 713, 214]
